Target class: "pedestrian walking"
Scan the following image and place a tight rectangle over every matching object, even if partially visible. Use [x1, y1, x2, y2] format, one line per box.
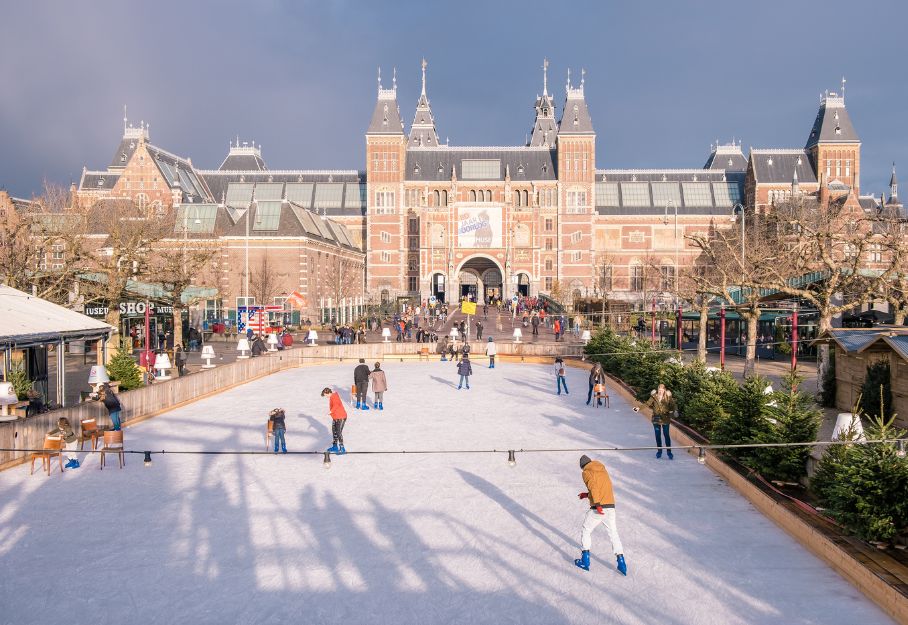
[643, 383, 676, 459]
[456, 355, 473, 389]
[174, 345, 187, 377]
[438, 335, 449, 361]
[485, 336, 497, 368]
[475, 320, 483, 341]
[587, 362, 606, 406]
[370, 362, 387, 410]
[531, 313, 540, 336]
[269, 408, 287, 454]
[555, 357, 569, 395]
[353, 358, 371, 410]
[322, 387, 348, 454]
[574, 455, 627, 575]
[554, 318, 562, 341]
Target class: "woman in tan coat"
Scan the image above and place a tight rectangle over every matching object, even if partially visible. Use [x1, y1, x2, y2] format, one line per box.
[370, 362, 388, 410]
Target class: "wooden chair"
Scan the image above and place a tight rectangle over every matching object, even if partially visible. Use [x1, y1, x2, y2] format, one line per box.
[79, 418, 100, 450]
[418, 346, 430, 361]
[265, 420, 274, 451]
[99, 430, 125, 470]
[31, 435, 64, 476]
[593, 384, 610, 408]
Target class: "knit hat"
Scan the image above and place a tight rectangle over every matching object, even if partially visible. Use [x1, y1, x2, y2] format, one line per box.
[579, 454, 592, 469]
[488, 337, 493, 342]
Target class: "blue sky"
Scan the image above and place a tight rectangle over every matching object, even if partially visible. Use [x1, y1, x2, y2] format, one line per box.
[1, 0, 904, 198]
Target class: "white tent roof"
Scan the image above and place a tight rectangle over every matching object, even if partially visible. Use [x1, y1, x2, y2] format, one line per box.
[0, 285, 114, 348]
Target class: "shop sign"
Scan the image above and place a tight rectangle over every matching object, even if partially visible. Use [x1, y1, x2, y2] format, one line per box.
[84, 301, 175, 318]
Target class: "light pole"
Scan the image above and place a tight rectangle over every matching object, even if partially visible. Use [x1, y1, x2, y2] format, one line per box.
[732, 203, 745, 290]
[664, 199, 679, 305]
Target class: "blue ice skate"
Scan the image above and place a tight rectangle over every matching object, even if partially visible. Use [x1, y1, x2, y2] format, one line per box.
[616, 554, 627, 576]
[574, 550, 590, 571]
[361, 403, 369, 411]
[337, 445, 347, 455]
[379, 402, 384, 410]
[326, 444, 340, 454]
[355, 401, 361, 409]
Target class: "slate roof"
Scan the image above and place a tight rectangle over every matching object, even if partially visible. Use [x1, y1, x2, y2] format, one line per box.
[805, 94, 860, 148]
[215, 202, 359, 251]
[529, 92, 557, 147]
[813, 328, 900, 352]
[367, 87, 405, 135]
[146, 144, 212, 202]
[109, 137, 140, 169]
[749, 149, 818, 185]
[559, 89, 594, 135]
[80, 170, 120, 191]
[593, 169, 745, 216]
[219, 152, 267, 171]
[704, 144, 747, 171]
[405, 148, 557, 182]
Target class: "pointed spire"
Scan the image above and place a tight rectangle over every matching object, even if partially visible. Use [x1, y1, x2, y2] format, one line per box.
[542, 58, 549, 97]
[566, 67, 572, 91]
[377, 66, 382, 94]
[891, 163, 899, 201]
[791, 167, 800, 197]
[421, 58, 427, 97]
[123, 104, 128, 135]
[841, 76, 847, 103]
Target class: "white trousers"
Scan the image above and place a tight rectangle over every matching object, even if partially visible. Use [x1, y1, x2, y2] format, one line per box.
[580, 507, 623, 555]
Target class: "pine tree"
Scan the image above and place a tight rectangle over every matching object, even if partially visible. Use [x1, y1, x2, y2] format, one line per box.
[107, 338, 144, 391]
[860, 360, 892, 421]
[712, 375, 774, 465]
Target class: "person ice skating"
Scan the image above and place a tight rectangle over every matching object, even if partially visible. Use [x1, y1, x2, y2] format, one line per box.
[438, 335, 449, 361]
[644, 383, 676, 459]
[370, 362, 387, 410]
[587, 362, 606, 406]
[99, 382, 122, 431]
[322, 387, 348, 454]
[269, 408, 287, 453]
[485, 336, 497, 368]
[457, 354, 472, 389]
[353, 358, 371, 410]
[555, 357, 568, 395]
[575, 455, 626, 575]
[49, 417, 79, 469]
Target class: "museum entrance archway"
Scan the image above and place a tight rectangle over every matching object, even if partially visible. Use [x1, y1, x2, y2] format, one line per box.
[457, 256, 504, 304]
[516, 273, 530, 297]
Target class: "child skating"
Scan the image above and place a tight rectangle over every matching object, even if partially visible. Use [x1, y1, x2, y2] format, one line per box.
[269, 408, 287, 453]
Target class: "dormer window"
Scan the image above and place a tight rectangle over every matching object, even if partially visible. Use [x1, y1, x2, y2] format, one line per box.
[835, 126, 842, 135]
[517, 165, 524, 175]
[767, 158, 773, 166]
[97, 178, 104, 187]
[120, 154, 126, 162]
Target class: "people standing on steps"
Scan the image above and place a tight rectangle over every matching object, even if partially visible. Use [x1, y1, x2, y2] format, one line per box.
[587, 362, 606, 406]
[555, 357, 568, 395]
[49, 417, 80, 469]
[322, 387, 348, 454]
[457, 354, 473, 389]
[353, 358, 371, 410]
[269, 408, 287, 454]
[485, 336, 497, 368]
[644, 383, 676, 460]
[531, 313, 540, 336]
[553, 317, 562, 342]
[574, 455, 627, 575]
[475, 319, 484, 341]
[370, 362, 387, 410]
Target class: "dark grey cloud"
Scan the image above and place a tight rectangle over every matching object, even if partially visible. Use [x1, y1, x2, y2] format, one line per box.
[1, 0, 905, 198]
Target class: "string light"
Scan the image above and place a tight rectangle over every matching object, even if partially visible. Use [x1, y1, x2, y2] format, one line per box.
[507, 449, 516, 467]
[143, 451, 152, 467]
[698, 447, 707, 465]
[323, 451, 332, 469]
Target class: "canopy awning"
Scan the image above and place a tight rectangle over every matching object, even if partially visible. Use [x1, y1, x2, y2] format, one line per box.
[0, 285, 114, 349]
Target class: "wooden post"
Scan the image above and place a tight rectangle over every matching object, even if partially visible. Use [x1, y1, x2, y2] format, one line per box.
[791, 304, 799, 373]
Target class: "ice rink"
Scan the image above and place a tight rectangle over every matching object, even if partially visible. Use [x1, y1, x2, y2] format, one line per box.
[0, 361, 894, 625]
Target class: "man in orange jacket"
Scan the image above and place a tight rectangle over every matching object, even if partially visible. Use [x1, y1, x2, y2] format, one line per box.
[322, 387, 348, 455]
[575, 454, 627, 575]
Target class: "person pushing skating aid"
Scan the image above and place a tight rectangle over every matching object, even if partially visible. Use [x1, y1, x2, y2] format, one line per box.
[575, 454, 627, 575]
[322, 387, 348, 454]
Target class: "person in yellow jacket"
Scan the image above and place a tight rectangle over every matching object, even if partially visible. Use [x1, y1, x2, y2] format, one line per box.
[574, 454, 627, 575]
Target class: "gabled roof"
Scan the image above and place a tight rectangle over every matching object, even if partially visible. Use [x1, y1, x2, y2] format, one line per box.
[704, 143, 747, 171]
[749, 149, 818, 185]
[146, 144, 213, 202]
[405, 147, 557, 182]
[812, 327, 908, 352]
[805, 92, 860, 148]
[529, 63, 557, 147]
[408, 61, 440, 148]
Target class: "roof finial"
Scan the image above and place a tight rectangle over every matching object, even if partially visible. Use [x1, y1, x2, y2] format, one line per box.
[123, 104, 128, 134]
[841, 76, 847, 103]
[392, 67, 397, 90]
[542, 58, 549, 97]
[580, 68, 585, 88]
[421, 58, 427, 97]
[377, 66, 382, 94]
[566, 67, 571, 90]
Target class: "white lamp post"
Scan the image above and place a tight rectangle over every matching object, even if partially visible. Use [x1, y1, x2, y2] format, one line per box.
[381, 327, 391, 343]
[267, 333, 279, 352]
[154, 353, 173, 381]
[581, 329, 592, 344]
[513, 328, 523, 343]
[450, 327, 459, 340]
[87, 365, 110, 386]
[201, 345, 216, 369]
[237, 337, 251, 359]
[0, 381, 18, 421]
[306, 329, 318, 346]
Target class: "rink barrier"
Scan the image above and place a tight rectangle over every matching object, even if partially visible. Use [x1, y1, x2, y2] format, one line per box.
[591, 361, 908, 625]
[0, 342, 577, 470]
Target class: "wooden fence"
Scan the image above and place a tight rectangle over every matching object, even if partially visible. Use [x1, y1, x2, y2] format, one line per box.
[0, 341, 579, 469]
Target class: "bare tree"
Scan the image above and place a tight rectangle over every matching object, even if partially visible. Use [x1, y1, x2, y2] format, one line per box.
[249, 253, 280, 309]
[320, 253, 363, 321]
[677, 257, 722, 363]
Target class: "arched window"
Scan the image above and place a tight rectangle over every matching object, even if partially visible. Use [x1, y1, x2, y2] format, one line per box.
[432, 190, 439, 207]
[442, 190, 448, 206]
[521, 190, 528, 206]
[380, 289, 390, 304]
[470, 189, 477, 202]
[135, 193, 149, 211]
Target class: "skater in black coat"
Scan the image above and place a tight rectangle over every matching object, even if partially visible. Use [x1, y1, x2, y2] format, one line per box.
[353, 358, 371, 410]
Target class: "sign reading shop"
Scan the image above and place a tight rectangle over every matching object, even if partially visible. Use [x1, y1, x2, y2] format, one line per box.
[84, 301, 175, 319]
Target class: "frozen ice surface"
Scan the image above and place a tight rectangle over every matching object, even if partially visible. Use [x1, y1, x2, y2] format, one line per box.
[0, 362, 895, 625]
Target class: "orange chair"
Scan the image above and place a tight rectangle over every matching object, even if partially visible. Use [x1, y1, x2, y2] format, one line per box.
[31, 435, 64, 476]
[419, 347, 430, 361]
[265, 420, 274, 451]
[593, 383, 610, 408]
[79, 418, 99, 450]
[99, 430, 125, 470]
[350, 384, 357, 404]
